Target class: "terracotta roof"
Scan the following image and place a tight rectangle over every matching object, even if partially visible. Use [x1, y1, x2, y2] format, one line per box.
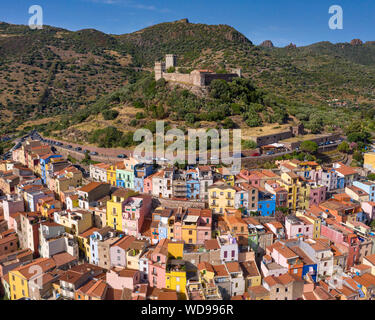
[364, 254, 375, 266]
[79, 227, 99, 238]
[225, 261, 241, 273]
[157, 291, 178, 300]
[13, 258, 56, 280]
[78, 182, 105, 193]
[334, 164, 357, 176]
[204, 239, 220, 250]
[197, 261, 214, 273]
[353, 273, 375, 288]
[213, 264, 229, 277]
[240, 260, 260, 278]
[248, 285, 269, 296]
[52, 252, 77, 268]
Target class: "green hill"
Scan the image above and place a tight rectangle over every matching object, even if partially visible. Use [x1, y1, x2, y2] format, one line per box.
[0, 19, 374, 137]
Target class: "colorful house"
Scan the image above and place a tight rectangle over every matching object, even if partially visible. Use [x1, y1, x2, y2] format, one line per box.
[168, 208, 212, 245]
[122, 195, 152, 237]
[257, 188, 276, 217]
[39, 154, 63, 184]
[215, 167, 235, 186]
[9, 257, 56, 300]
[106, 188, 138, 231]
[107, 163, 119, 187]
[208, 185, 236, 215]
[353, 180, 375, 202]
[186, 169, 200, 199]
[134, 163, 154, 193]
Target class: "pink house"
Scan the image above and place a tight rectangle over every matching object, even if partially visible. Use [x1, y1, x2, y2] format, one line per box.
[148, 238, 168, 289]
[110, 235, 136, 268]
[239, 170, 261, 187]
[361, 202, 375, 220]
[2, 197, 24, 229]
[122, 195, 152, 237]
[106, 267, 140, 290]
[143, 175, 153, 195]
[285, 215, 313, 240]
[309, 185, 327, 207]
[266, 242, 298, 269]
[320, 219, 360, 269]
[261, 254, 288, 277]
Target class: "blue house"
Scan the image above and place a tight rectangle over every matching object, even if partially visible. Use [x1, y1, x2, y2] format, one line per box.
[337, 176, 345, 189]
[302, 263, 318, 282]
[134, 163, 154, 193]
[186, 169, 200, 199]
[39, 154, 62, 184]
[258, 191, 276, 216]
[353, 180, 375, 202]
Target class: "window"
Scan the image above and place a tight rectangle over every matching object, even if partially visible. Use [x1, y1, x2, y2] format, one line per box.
[231, 250, 235, 257]
[224, 251, 228, 258]
[293, 269, 298, 274]
[276, 288, 279, 293]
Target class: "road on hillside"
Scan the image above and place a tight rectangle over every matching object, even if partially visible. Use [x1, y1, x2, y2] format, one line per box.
[30, 131, 342, 165]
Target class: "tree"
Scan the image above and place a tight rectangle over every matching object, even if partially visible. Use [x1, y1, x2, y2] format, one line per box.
[370, 219, 375, 231]
[337, 141, 350, 153]
[102, 109, 119, 120]
[300, 140, 318, 154]
[167, 66, 176, 73]
[367, 173, 375, 181]
[353, 150, 364, 163]
[242, 140, 257, 150]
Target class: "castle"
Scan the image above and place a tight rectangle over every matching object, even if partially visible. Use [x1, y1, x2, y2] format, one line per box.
[154, 54, 242, 87]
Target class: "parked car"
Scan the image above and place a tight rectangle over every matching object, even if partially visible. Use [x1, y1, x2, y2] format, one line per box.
[74, 147, 82, 152]
[117, 154, 126, 158]
[66, 145, 72, 149]
[90, 151, 98, 156]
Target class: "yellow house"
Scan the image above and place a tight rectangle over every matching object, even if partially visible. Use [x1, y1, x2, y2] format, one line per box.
[9, 258, 56, 300]
[39, 199, 62, 218]
[364, 152, 375, 173]
[240, 260, 261, 289]
[106, 188, 137, 231]
[165, 257, 187, 299]
[208, 185, 236, 215]
[215, 167, 235, 186]
[197, 261, 216, 283]
[296, 209, 322, 239]
[77, 227, 99, 261]
[278, 172, 310, 211]
[168, 241, 184, 259]
[107, 164, 118, 187]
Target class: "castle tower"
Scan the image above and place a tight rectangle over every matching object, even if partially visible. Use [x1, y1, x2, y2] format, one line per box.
[232, 68, 242, 78]
[154, 61, 165, 81]
[165, 54, 177, 69]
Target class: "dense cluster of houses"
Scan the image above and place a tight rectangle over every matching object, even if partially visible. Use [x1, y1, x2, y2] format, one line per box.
[1, 139, 375, 300]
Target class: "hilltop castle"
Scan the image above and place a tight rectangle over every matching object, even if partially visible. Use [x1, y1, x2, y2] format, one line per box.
[154, 54, 242, 87]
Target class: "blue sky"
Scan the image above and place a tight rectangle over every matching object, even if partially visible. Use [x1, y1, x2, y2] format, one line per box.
[1, 0, 374, 46]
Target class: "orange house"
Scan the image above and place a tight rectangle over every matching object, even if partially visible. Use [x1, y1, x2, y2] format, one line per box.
[223, 209, 248, 237]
